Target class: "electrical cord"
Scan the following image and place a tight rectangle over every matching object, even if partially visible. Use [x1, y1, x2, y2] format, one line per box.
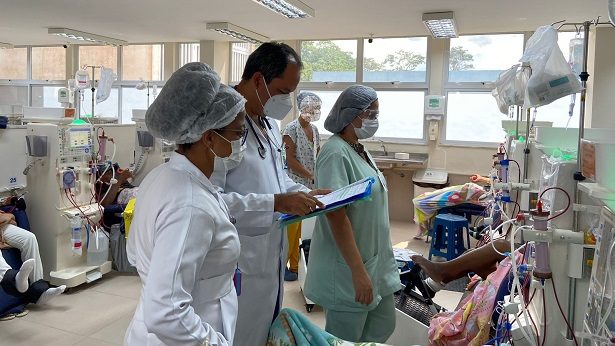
[597, 240, 615, 331]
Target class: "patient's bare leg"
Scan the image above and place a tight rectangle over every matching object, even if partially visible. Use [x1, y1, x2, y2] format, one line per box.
[411, 239, 509, 284]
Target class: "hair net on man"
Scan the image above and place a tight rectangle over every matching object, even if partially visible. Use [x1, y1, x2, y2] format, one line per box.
[297, 91, 322, 113]
[324, 85, 378, 133]
[145, 62, 245, 144]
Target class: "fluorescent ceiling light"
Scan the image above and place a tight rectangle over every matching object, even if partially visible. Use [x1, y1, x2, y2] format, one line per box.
[0, 42, 14, 49]
[206, 22, 269, 44]
[422, 12, 457, 38]
[48, 28, 127, 46]
[251, 0, 314, 19]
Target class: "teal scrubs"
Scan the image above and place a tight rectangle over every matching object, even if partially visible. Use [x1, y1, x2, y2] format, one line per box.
[304, 135, 401, 342]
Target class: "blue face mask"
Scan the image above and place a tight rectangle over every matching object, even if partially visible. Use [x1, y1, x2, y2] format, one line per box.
[353, 119, 379, 139]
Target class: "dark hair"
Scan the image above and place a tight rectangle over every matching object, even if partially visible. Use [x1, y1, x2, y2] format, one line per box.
[241, 42, 302, 83]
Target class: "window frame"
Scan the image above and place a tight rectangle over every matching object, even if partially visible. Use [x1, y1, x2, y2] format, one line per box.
[442, 32, 527, 147]
[297, 36, 430, 143]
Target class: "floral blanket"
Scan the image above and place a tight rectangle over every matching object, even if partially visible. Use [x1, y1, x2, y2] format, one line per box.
[268, 308, 391, 346]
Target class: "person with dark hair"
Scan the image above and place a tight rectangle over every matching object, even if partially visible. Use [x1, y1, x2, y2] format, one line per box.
[210, 42, 330, 346]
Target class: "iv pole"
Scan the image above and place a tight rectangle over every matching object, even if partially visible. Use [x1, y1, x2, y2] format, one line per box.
[553, 17, 613, 340]
[84, 65, 102, 119]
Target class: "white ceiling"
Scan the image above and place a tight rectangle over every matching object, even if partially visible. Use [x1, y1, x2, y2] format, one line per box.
[0, 0, 608, 45]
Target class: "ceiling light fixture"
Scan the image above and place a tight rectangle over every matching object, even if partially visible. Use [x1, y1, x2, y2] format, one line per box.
[251, 0, 314, 19]
[48, 28, 127, 46]
[0, 42, 14, 49]
[422, 11, 457, 38]
[206, 22, 269, 44]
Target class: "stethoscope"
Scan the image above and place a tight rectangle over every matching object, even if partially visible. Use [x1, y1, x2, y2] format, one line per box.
[245, 115, 282, 159]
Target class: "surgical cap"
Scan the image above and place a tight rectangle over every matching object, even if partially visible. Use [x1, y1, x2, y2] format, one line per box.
[296, 92, 322, 113]
[145, 62, 245, 144]
[324, 85, 378, 133]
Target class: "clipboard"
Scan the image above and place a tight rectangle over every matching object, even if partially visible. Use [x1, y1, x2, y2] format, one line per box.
[279, 177, 376, 226]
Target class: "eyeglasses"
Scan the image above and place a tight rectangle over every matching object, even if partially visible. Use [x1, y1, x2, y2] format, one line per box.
[216, 127, 248, 143]
[360, 109, 379, 120]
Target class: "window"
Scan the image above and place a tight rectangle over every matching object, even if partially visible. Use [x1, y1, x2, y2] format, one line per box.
[448, 34, 524, 83]
[445, 91, 507, 144]
[230, 42, 259, 83]
[301, 40, 357, 82]
[121, 86, 160, 124]
[363, 37, 428, 83]
[298, 90, 342, 135]
[0, 86, 28, 106]
[0, 48, 27, 80]
[375, 91, 425, 139]
[31, 47, 66, 80]
[180, 43, 200, 66]
[79, 88, 119, 118]
[31, 86, 63, 108]
[79, 46, 118, 80]
[122, 44, 163, 81]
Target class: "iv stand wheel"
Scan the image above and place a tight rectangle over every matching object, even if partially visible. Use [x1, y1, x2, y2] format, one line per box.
[305, 304, 314, 313]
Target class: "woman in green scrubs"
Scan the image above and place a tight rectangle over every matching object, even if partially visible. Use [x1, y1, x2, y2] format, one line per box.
[304, 85, 401, 343]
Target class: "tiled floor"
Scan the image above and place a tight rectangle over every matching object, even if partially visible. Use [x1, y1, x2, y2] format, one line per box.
[0, 221, 462, 345]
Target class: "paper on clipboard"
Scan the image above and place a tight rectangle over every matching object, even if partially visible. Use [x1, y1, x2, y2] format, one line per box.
[279, 177, 375, 225]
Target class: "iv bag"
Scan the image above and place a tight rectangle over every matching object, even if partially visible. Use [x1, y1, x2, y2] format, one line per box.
[96, 68, 116, 104]
[75, 70, 90, 90]
[569, 36, 584, 76]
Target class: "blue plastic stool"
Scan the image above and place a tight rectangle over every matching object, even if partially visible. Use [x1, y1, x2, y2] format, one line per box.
[428, 213, 470, 261]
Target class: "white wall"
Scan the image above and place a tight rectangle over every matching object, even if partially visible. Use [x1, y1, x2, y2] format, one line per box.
[587, 26, 615, 129]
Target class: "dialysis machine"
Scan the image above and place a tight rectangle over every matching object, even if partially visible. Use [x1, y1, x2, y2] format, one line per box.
[25, 121, 111, 288]
[131, 109, 174, 185]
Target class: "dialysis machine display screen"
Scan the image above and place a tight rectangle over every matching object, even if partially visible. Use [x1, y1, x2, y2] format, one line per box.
[68, 128, 91, 148]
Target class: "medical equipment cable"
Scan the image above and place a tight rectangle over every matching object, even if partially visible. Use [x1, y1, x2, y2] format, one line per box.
[538, 187, 571, 221]
[549, 277, 579, 345]
[510, 227, 537, 346]
[541, 288, 547, 346]
[597, 240, 615, 332]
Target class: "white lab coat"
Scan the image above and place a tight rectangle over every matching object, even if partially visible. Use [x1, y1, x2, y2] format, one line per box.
[210, 117, 309, 346]
[125, 152, 240, 346]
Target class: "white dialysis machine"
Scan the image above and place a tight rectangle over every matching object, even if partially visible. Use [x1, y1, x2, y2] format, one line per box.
[25, 121, 111, 288]
[131, 109, 174, 185]
[0, 125, 27, 199]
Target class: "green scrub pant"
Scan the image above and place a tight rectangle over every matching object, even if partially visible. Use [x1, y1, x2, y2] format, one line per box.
[324, 294, 396, 343]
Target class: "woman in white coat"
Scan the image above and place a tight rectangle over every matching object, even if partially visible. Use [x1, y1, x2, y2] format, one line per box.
[124, 62, 247, 346]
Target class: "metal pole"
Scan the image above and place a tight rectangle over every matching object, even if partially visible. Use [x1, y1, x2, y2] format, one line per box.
[523, 108, 531, 182]
[515, 106, 520, 140]
[568, 20, 592, 340]
[91, 66, 96, 119]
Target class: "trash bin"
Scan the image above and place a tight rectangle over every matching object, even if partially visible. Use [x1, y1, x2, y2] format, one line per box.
[412, 169, 449, 223]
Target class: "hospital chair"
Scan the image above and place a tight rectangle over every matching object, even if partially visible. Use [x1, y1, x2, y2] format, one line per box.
[0, 198, 31, 318]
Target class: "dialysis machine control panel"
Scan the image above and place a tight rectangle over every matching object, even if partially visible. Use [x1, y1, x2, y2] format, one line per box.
[59, 126, 93, 164]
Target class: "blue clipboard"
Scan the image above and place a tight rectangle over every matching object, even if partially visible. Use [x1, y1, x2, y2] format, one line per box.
[279, 177, 376, 226]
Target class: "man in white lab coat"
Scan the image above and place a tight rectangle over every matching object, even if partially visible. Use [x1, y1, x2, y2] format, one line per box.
[210, 42, 328, 346]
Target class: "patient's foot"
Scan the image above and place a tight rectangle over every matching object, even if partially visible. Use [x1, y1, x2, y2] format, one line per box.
[411, 255, 449, 285]
[15, 259, 35, 293]
[36, 285, 66, 305]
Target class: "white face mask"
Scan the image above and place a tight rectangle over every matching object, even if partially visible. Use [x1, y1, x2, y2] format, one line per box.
[255, 82, 293, 121]
[211, 132, 246, 171]
[353, 118, 379, 139]
[301, 109, 321, 122]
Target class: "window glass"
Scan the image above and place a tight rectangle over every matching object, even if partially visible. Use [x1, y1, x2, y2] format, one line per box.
[230, 42, 259, 82]
[0, 48, 27, 79]
[122, 44, 163, 81]
[301, 40, 357, 82]
[446, 91, 507, 143]
[32, 47, 66, 80]
[79, 46, 118, 80]
[448, 34, 524, 83]
[363, 37, 427, 83]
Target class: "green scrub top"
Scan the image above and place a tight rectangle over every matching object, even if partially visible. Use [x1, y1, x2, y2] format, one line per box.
[304, 135, 401, 312]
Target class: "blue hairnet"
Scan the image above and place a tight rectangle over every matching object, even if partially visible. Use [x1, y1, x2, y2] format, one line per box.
[145, 62, 244, 144]
[324, 85, 378, 133]
[296, 92, 322, 112]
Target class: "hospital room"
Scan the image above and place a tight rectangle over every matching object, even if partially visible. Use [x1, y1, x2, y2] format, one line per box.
[1, 0, 615, 345]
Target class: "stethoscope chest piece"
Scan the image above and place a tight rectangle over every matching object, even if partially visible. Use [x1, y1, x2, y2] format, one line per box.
[258, 146, 267, 159]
